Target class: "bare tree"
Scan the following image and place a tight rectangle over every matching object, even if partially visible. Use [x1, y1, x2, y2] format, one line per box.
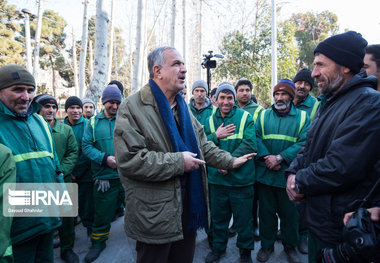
[171, 0, 176, 46]
[33, 0, 44, 81]
[79, 0, 89, 98]
[72, 28, 79, 96]
[85, 0, 108, 102]
[106, 0, 115, 83]
[88, 40, 94, 81]
[132, 0, 146, 94]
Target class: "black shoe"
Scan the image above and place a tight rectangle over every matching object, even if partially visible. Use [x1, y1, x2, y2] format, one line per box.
[85, 245, 106, 263]
[53, 236, 60, 248]
[254, 228, 260, 241]
[256, 247, 274, 262]
[205, 250, 225, 263]
[207, 234, 213, 249]
[87, 227, 92, 238]
[284, 247, 301, 263]
[298, 237, 308, 254]
[61, 249, 79, 263]
[228, 225, 237, 238]
[240, 250, 252, 263]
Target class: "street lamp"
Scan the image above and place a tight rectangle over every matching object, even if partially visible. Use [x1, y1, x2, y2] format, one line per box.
[20, 8, 36, 73]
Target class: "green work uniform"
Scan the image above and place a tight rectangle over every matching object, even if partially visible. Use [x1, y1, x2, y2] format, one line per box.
[82, 110, 124, 248]
[204, 105, 256, 254]
[188, 97, 216, 126]
[64, 116, 94, 230]
[0, 144, 16, 263]
[50, 119, 78, 254]
[0, 101, 62, 263]
[294, 94, 319, 121]
[238, 100, 264, 123]
[255, 104, 311, 250]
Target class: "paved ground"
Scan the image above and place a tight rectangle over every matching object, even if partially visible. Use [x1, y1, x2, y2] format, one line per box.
[54, 217, 308, 263]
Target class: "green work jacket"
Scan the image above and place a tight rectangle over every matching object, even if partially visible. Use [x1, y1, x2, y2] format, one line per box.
[82, 110, 119, 180]
[51, 119, 78, 181]
[0, 101, 62, 244]
[188, 97, 216, 126]
[238, 101, 264, 123]
[255, 104, 311, 188]
[294, 94, 319, 121]
[204, 105, 257, 187]
[64, 116, 92, 182]
[0, 144, 16, 261]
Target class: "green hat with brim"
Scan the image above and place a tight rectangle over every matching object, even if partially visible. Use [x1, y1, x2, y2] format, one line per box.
[0, 64, 36, 90]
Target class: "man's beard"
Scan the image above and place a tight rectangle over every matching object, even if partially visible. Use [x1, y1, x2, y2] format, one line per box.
[320, 66, 344, 95]
[274, 99, 291, 110]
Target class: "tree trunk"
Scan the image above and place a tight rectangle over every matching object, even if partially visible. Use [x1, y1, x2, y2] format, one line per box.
[196, 0, 202, 79]
[85, 0, 108, 103]
[106, 0, 115, 84]
[33, 0, 44, 82]
[171, 0, 176, 46]
[79, 0, 89, 98]
[132, 0, 146, 94]
[182, 0, 187, 94]
[88, 40, 94, 82]
[72, 28, 79, 96]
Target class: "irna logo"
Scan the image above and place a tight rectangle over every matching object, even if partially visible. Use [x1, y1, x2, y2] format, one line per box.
[8, 189, 73, 206]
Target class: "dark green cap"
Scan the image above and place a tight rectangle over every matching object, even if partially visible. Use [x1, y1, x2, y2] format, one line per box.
[0, 64, 36, 90]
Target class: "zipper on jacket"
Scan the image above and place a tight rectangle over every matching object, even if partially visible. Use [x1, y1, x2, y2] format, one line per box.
[24, 119, 37, 151]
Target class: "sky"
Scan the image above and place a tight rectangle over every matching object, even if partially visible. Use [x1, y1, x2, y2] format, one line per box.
[8, 0, 380, 48]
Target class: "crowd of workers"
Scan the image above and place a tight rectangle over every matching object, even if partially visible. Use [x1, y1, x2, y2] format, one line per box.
[0, 30, 380, 263]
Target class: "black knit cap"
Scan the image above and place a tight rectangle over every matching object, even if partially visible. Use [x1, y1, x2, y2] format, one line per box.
[108, 80, 124, 94]
[34, 94, 58, 108]
[293, 69, 314, 90]
[65, 96, 83, 111]
[314, 31, 367, 74]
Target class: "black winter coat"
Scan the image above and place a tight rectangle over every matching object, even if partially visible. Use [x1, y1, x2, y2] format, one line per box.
[286, 72, 380, 247]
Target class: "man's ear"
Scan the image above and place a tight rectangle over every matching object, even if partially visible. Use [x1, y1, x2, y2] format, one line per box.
[153, 65, 162, 79]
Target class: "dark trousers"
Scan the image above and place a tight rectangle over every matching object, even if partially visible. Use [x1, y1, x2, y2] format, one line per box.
[136, 231, 196, 263]
[58, 216, 75, 253]
[78, 181, 94, 229]
[12, 231, 54, 263]
[308, 232, 323, 263]
[257, 183, 299, 249]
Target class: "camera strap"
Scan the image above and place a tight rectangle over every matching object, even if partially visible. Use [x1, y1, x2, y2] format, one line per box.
[359, 176, 380, 208]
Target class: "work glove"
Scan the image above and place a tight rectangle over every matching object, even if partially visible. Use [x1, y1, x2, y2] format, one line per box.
[95, 179, 110, 192]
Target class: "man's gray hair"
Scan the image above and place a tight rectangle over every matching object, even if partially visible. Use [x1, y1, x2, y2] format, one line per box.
[148, 46, 177, 79]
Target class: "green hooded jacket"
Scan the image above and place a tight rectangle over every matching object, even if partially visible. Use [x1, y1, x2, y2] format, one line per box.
[0, 144, 16, 261]
[255, 104, 311, 188]
[0, 101, 62, 244]
[188, 97, 216, 126]
[64, 116, 92, 182]
[82, 110, 119, 180]
[238, 100, 264, 123]
[204, 105, 257, 187]
[294, 94, 319, 121]
[51, 119, 78, 181]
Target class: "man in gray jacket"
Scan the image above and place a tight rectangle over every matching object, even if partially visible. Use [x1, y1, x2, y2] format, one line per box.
[114, 46, 254, 263]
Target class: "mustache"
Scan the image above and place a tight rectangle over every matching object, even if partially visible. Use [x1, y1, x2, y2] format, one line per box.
[275, 100, 286, 104]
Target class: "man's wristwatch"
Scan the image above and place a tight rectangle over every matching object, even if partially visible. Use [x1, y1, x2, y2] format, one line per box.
[275, 155, 282, 164]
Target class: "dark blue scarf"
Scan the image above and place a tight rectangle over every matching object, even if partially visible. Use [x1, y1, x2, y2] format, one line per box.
[149, 79, 206, 232]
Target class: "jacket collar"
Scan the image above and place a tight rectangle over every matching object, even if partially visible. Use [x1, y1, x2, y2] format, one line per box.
[140, 83, 156, 106]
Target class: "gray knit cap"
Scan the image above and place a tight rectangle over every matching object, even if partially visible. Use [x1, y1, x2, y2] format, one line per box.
[215, 82, 236, 100]
[82, 98, 96, 108]
[192, 80, 208, 95]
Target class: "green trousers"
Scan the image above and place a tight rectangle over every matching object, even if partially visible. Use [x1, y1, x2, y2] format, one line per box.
[78, 181, 95, 229]
[308, 232, 323, 263]
[58, 217, 75, 253]
[257, 183, 299, 250]
[91, 179, 124, 248]
[210, 184, 255, 254]
[12, 231, 53, 263]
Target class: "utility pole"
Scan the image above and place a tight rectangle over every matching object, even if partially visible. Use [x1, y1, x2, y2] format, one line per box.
[271, 0, 277, 99]
[33, 0, 44, 81]
[21, 9, 35, 73]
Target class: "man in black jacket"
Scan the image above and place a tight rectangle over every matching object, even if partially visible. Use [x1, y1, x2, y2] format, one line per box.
[285, 31, 380, 263]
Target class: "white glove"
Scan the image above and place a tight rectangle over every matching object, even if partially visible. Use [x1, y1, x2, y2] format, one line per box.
[95, 179, 110, 192]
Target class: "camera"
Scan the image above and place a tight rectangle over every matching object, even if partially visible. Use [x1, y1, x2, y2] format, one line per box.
[201, 51, 223, 69]
[319, 208, 379, 263]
